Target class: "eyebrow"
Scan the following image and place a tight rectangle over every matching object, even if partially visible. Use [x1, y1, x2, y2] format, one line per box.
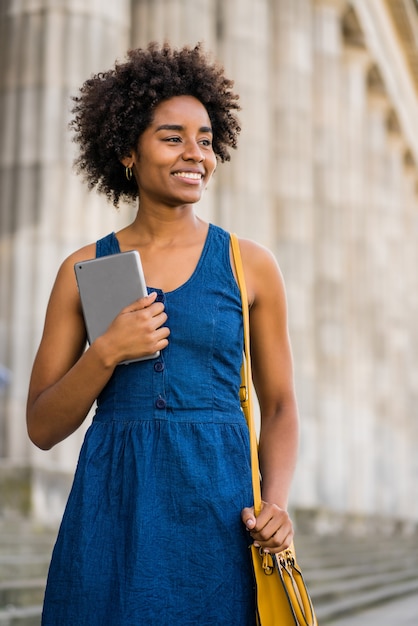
[155, 124, 213, 134]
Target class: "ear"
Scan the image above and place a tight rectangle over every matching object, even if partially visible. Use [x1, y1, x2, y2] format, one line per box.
[120, 154, 134, 168]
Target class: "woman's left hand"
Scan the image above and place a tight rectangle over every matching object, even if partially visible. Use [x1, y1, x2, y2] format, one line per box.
[241, 502, 294, 553]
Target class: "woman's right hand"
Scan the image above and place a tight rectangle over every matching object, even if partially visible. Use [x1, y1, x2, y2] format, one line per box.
[97, 292, 170, 366]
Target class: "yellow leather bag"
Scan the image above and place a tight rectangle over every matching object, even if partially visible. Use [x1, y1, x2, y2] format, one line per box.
[230, 233, 318, 626]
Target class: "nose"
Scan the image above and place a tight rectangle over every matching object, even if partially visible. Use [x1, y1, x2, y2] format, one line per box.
[182, 139, 204, 163]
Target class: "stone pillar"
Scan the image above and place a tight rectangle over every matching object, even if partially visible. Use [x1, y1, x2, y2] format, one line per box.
[130, 0, 217, 221]
[0, 0, 131, 522]
[380, 115, 412, 526]
[365, 80, 394, 526]
[402, 153, 418, 526]
[312, 0, 348, 529]
[267, 0, 318, 517]
[132, 0, 216, 49]
[340, 36, 375, 526]
[214, 0, 272, 244]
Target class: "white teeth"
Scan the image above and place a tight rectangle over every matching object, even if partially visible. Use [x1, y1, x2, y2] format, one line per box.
[173, 172, 202, 179]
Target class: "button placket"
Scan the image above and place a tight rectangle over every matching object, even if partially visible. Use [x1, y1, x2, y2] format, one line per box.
[152, 289, 167, 413]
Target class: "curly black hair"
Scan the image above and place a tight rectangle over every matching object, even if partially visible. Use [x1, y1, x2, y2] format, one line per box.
[70, 42, 241, 207]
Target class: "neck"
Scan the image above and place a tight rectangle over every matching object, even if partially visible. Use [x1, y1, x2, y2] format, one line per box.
[119, 203, 206, 247]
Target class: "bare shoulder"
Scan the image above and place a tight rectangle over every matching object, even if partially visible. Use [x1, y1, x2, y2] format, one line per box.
[39, 242, 98, 327]
[234, 237, 285, 306]
[28, 242, 98, 399]
[59, 242, 97, 274]
[53, 242, 97, 289]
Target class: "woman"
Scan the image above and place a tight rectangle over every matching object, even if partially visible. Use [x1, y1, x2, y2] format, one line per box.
[27, 43, 299, 625]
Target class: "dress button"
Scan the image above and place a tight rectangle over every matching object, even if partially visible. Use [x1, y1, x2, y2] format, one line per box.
[154, 361, 164, 372]
[155, 397, 166, 409]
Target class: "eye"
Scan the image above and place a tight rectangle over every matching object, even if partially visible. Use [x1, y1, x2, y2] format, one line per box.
[163, 136, 182, 143]
[199, 138, 212, 147]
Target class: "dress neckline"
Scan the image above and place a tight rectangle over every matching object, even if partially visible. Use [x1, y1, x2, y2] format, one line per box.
[109, 223, 214, 295]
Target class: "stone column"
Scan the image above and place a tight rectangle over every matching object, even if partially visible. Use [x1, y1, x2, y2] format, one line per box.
[0, 0, 131, 522]
[365, 80, 395, 528]
[214, 0, 272, 244]
[130, 0, 217, 221]
[378, 114, 412, 527]
[267, 0, 318, 519]
[402, 153, 418, 527]
[132, 0, 215, 49]
[340, 36, 375, 528]
[312, 0, 348, 530]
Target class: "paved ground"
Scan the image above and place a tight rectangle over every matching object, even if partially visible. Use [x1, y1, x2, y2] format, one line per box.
[326, 594, 418, 625]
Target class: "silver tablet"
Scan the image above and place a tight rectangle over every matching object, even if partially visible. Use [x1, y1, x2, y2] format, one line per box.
[74, 251, 159, 362]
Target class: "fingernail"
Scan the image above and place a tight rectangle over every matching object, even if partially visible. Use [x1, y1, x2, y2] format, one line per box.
[253, 542, 260, 548]
[246, 519, 255, 529]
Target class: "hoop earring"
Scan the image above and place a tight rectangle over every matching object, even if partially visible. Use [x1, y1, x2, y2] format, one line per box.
[125, 166, 133, 181]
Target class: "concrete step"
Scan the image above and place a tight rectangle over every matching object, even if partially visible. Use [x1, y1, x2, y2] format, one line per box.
[325, 593, 418, 626]
[303, 555, 418, 584]
[296, 533, 418, 623]
[0, 521, 53, 625]
[315, 579, 418, 624]
[0, 579, 45, 609]
[0, 605, 42, 626]
[0, 534, 54, 558]
[311, 563, 418, 597]
[0, 555, 50, 582]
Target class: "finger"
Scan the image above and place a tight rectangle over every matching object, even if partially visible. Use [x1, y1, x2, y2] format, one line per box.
[250, 505, 291, 540]
[274, 528, 293, 551]
[154, 325, 170, 342]
[146, 311, 168, 334]
[253, 518, 294, 552]
[264, 528, 294, 554]
[149, 304, 167, 320]
[251, 502, 276, 534]
[135, 325, 170, 357]
[155, 336, 169, 351]
[252, 517, 278, 542]
[122, 292, 158, 313]
[241, 506, 256, 531]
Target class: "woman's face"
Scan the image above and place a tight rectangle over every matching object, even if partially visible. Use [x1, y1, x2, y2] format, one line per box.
[131, 95, 217, 208]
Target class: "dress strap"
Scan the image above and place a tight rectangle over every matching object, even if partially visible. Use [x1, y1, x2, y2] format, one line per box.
[95, 232, 121, 258]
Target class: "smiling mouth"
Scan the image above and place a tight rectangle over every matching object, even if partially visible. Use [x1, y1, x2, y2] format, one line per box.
[172, 172, 203, 180]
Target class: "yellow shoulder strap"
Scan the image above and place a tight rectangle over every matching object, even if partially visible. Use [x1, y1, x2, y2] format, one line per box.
[230, 233, 262, 517]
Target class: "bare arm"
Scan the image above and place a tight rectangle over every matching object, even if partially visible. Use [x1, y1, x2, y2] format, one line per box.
[238, 239, 299, 552]
[27, 247, 169, 450]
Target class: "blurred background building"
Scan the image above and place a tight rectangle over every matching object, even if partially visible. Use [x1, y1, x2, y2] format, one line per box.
[1, 0, 418, 534]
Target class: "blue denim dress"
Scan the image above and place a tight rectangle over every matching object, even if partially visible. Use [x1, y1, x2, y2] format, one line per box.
[42, 224, 256, 625]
